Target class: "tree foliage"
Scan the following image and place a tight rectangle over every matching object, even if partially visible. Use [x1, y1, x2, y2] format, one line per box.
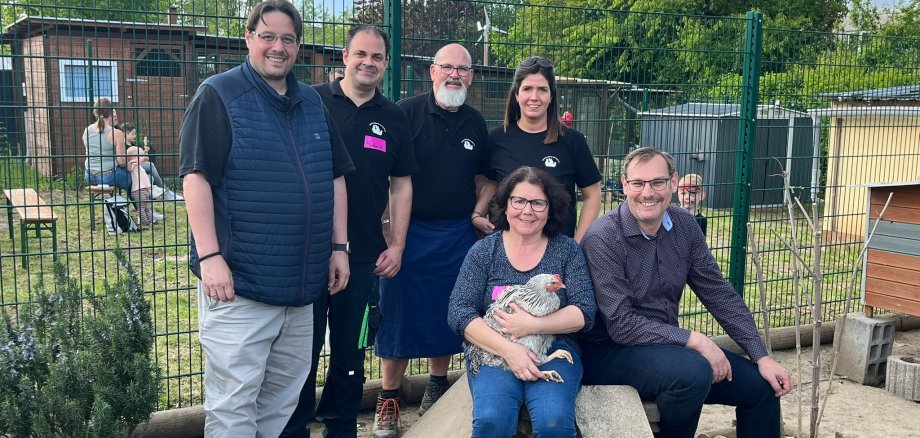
[2, 0, 171, 29]
[0, 252, 158, 437]
[354, 0, 522, 64]
[489, 0, 847, 86]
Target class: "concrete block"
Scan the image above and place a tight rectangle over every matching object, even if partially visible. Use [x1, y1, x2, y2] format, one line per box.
[886, 355, 920, 401]
[575, 385, 654, 438]
[833, 312, 894, 385]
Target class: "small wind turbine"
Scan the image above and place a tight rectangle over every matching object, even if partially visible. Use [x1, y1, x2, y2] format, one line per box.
[476, 6, 508, 66]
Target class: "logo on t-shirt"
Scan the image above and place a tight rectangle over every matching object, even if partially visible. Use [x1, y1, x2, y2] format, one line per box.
[542, 156, 560, 168]
[462, 139, 475, 150]
[369, 122, 386, 136]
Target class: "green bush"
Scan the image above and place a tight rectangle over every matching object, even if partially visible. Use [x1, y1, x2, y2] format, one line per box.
[0, 250, 159, 437]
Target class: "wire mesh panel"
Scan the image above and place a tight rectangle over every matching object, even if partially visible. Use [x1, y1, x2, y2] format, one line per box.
[1, 0, 919, 412]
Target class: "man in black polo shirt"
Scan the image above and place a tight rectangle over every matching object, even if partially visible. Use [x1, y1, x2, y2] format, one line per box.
[372, 43, 496, 436]
[282, 24, 416, 438]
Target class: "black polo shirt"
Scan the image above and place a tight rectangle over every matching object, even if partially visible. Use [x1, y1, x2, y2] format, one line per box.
[398, 92, 492, 220]
[488, 123, 602, 237]
[315, 81, 417, 263]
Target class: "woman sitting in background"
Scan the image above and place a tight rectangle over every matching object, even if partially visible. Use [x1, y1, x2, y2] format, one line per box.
[83, 97, 130, 190]
[448, 166, 596, 437]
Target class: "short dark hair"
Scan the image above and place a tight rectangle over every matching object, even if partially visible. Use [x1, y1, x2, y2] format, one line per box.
[489, 166, 571, 238]
[503, 56, 564, 144]
[118, 122, 136, 134]
[246, 0, 303, 40]
[622, 147, 676, 179]
[346, 24, 391, 59]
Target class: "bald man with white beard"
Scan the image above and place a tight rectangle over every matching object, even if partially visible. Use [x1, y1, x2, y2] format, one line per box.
[370, 44, 497, 437]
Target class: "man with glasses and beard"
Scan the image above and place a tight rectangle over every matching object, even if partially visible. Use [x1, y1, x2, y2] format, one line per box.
[282, 24, 416, 438]
[179, 1, 353, 435]
[579, 147, 792, 438]
[369, 43, 496, 437]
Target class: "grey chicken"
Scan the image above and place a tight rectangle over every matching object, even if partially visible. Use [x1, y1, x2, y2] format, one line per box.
[467, 273, 574, 382]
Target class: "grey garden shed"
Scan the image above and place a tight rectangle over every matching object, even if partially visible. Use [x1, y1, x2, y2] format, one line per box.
[639, 103, 815, 209]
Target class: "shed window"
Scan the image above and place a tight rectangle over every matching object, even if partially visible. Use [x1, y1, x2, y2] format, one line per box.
[58, 59, 119, 102]
[135, 49, 181, 77]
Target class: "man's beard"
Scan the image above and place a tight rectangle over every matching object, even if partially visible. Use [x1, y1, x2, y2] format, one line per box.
[435, 81, 467, 108]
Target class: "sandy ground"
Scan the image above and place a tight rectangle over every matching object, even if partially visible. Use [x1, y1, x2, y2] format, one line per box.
[696, 329, 920, 438]
[335, 329, 920, 437]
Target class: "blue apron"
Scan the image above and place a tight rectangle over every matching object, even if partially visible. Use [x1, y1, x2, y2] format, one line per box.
[375, 217, 475, 359]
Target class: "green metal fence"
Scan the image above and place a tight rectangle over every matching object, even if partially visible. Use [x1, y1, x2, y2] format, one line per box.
[1, 0, 919, 410]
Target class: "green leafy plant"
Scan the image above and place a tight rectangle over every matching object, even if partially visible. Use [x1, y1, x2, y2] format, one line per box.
[0, 250, 159, 437]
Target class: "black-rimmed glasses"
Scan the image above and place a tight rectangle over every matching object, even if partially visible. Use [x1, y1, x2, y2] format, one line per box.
[509, 196, 549, 212]
[625, 178, 671, 193]
[433, 63, 472, 77]
[256, 32, 299, 46]
[520, 57, 553, 69]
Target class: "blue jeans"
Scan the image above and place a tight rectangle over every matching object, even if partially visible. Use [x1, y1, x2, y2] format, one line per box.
[580, 342, 781, 438]
[84, 166, 131, 190]
[467, 341, 581, 438]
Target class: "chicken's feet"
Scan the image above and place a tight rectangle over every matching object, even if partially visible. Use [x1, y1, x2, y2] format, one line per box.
[541, 370, 565, 383]
[543, 349, 573, 365]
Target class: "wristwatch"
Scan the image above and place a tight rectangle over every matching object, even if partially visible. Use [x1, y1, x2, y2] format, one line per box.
[332, 242, 351, 254]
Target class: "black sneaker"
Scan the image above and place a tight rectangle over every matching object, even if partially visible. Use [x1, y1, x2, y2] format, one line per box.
[417, 379, 449, 416]
[373, 394, 401, 437]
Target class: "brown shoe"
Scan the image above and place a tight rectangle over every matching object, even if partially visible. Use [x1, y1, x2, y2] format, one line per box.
[372, 394, 401, 437]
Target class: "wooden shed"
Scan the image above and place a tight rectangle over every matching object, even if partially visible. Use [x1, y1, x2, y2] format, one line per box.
[809, 85, 920, 244]
[863, 181, 920, 317]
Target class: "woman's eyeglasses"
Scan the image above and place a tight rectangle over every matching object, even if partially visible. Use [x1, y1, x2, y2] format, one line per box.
[509, 196, 549, 212]
[519, 57, 553, 69]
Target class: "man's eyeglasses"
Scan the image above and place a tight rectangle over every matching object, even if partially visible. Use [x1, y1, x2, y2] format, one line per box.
[509, 196, 549, 212]
[434, 63, 472, 77]
[625, 178, 671, 193]
[255, 32, 299, 46]
[520, 57, 553, 69]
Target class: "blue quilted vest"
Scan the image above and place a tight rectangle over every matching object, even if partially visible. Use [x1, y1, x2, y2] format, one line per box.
[194, 60, 334, 306]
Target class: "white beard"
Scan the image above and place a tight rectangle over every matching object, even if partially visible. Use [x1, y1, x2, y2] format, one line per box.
[435, 83, 467, 109]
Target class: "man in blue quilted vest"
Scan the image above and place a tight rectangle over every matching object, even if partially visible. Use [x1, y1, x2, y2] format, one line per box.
[179, 1, 355, 435]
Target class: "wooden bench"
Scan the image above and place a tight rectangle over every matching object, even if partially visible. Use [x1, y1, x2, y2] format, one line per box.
[86, 185, 115, 231]
[3, 188, 59, 268]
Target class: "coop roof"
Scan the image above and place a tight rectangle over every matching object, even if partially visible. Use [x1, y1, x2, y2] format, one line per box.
[818, 85, 920, 102]
[638, 103, 807, 119]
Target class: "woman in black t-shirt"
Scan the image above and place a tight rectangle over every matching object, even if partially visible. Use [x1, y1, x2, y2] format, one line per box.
[488, 56, 602, 242]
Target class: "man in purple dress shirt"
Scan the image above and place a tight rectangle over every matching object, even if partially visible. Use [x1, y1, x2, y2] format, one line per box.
[579, 147, 792, 438]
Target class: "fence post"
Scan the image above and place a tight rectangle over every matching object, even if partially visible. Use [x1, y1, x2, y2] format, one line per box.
[383, 0, 401, 101]
[728, 11, 762, 295]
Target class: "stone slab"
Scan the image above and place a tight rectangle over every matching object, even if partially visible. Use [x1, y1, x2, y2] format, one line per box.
[575, 385, 655, 438]
[405, 375, 656, 438]
[403, 373, 473, 438]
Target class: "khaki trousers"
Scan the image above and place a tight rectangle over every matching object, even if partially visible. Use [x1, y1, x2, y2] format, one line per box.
[198, 283, 314, 437]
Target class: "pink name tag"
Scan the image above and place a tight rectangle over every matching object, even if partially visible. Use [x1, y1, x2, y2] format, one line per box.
[491, 285, 508, 301]
[364, 135, 386, 152]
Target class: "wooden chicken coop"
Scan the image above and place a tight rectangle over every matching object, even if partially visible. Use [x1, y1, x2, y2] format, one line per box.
[862, 181, 920, 317]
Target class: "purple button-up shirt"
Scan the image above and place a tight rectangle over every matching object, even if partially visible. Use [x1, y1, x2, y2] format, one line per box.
[581, 204, 768, 362]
